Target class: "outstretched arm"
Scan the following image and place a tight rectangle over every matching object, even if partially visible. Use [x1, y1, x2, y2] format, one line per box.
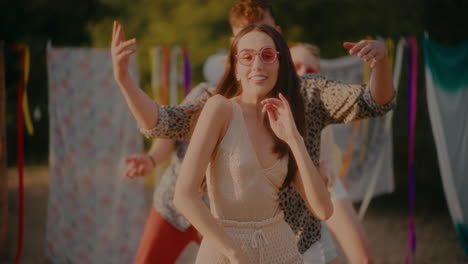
[301, 40, 396, 127]
[174, 95, 247, 263]
[344, 40, 394, 105]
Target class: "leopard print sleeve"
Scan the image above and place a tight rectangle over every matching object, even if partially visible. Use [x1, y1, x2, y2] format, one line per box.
[300, 73, 396, 127]
[139, 82, 214, 141]
[282, 73, 396, 252]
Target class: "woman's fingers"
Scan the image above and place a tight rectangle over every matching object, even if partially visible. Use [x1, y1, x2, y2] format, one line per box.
[115, 38, 136, 55]
[357, 44, 373, 58]
[343, 42, 356, 51]
[261, 97, 282, 106]
[263, 95, 295, 125]
[278, 93, 290, 108]
[346, 40, 387, 67]
[375, 50, 385, 61]
[112, 21, 117, 46]
[263, 101, 279, 110]
[261, 103, 268, 113]
[278, 93, 287, 104]
[126, 167, 135, 177]
[262, 98, 286, 114]
[362, 49, 377, 62]
[120, 23, 127, 42]
[136, 164, 145, 175]
[124, 153, 153, 178]
[124, 154, 142, 163]
[266, 106, 278, 122]
[124, 156, 134, 163]
[117, 49, 137, 61]
[115, 22, 126, 47]
[116, 23, 122, 42]
[263, 103, 281, 120]
[348, 40, 367, 55]
[114, 23, 121, 46]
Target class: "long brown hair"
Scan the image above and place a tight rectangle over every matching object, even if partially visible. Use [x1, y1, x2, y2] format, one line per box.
[215, 24, 305, 188]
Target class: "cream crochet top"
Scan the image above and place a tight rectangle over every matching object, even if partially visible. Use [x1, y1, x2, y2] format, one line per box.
[206, 101, 289, 222]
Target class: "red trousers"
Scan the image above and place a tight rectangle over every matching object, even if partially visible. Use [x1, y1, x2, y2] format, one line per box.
[134, 207, 201, 264]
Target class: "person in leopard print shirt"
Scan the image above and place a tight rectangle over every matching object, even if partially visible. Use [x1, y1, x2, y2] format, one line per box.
[110, 0, 396, 262]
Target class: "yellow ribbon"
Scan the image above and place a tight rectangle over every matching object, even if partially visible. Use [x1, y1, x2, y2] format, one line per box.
[339, 121, 360, 178]
[386, 38, 395, 73]
[16, 45, 34, 135]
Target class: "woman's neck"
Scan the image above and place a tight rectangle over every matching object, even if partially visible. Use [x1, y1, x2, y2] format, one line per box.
[238, 92, 265, 105]
[234, 96, 266, 124]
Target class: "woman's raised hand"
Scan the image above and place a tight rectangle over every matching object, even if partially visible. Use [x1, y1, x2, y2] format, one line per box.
[261, 93, 300, 144]
[111, 21, 137, 84]
[344, 40, 388, 68]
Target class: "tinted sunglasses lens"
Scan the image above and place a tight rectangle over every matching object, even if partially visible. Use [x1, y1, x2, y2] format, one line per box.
[238, 50, 254, 66]
[261, 48, 277, 63]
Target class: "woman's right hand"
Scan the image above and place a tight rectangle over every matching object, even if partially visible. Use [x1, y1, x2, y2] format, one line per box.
[261, 93, 301, 145]
[111, 21, 137, 84]
[124, 154, 155, 178]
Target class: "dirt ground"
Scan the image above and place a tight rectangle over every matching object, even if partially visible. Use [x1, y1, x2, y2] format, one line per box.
[3, 166, 468, 264]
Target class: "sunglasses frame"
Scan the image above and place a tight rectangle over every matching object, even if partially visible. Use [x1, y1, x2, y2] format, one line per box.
[236, 46, 280, 67]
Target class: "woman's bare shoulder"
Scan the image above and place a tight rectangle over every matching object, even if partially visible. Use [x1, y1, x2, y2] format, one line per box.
[202, 94, 233, 120]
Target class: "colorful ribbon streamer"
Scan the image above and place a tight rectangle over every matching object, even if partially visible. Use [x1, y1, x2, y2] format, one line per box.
[154, 46, 191, 105]
[151, 47, 161, 101]
[15, 45, 34, 135]
[387, 38, 395, 73]
[405, 36, 418, 264]
[183, 48, 191, 96]
[160, 47, 170, 105]
[338, 121, 360, 179]
[170, 46, 182, 105]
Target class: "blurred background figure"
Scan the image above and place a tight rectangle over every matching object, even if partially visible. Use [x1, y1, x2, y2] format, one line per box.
[291, 43, 375, 264]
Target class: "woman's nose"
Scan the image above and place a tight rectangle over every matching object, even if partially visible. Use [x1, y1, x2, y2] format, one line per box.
[251, 55, 264, 70]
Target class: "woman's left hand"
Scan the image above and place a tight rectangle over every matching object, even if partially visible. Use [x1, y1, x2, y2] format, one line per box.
[261, 93, 300, 144]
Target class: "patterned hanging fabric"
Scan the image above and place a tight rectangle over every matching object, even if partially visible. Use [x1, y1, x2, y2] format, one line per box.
[46, 44, 147, 263]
